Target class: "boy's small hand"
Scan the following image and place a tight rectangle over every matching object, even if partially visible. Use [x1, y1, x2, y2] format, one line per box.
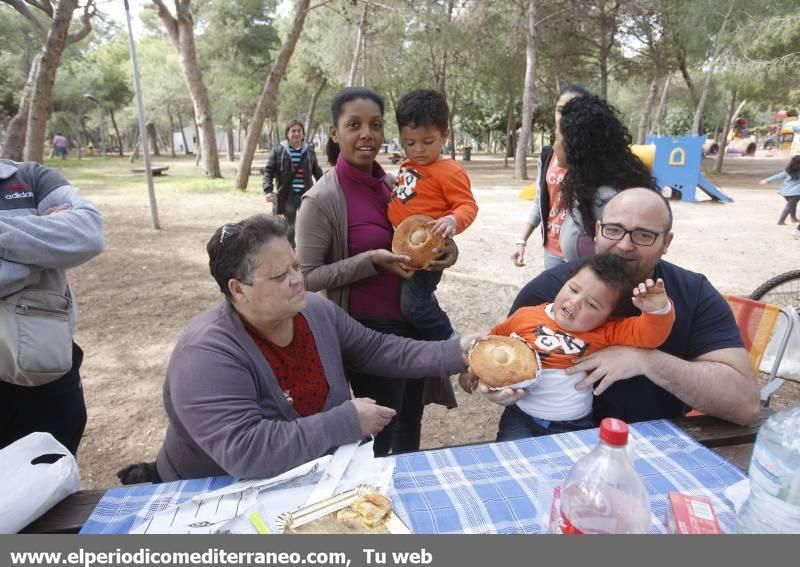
[632, 278, 668, 313]
[428, 215, 457, 238]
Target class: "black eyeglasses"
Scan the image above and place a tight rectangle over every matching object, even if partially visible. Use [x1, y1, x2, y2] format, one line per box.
[599, 223, 663, 246]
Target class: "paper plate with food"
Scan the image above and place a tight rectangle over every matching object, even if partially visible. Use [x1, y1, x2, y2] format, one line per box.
[276, 485, 410, 534]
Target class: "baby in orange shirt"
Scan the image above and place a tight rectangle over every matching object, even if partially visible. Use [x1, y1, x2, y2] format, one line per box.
[469, 253, 674, 438]
[389, 89, 478, 340]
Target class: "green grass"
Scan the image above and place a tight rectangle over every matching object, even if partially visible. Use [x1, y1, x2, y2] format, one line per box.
[42, 155, 262, 199]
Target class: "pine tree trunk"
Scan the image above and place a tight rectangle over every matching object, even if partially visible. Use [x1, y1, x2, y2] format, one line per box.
[515, 0, 537, 180]
[24, 0, 79, 162]
[176, 110, 190, 154]
[448, 90, 457, 160]
[504, 90, 515, 168]
[110, 108, 124, 156]
[1, 54, 40, 160]
[305, 78, 327, 140]
[226, 121, 235, 162]
[714, 89, 737, 173]
[637, 76, 659, 144]
[146, 122, 160, 156]
[153, 0, 221, 177]
[598, 0, 610, 100]
[80, 116, 91, 148]
[652, 75, 671, 136]
[167, 109, 176, 157]
[692, 0, 736, 136]
[235, 0, 311, 191]
[130, 133, 141, 162]
[347, 5, 367, 87]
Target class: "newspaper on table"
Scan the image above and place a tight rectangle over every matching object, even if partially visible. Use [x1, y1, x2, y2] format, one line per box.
[130, 440, 392, 534]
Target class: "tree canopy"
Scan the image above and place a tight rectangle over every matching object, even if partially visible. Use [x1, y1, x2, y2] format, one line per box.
[1, 0, 797, 174]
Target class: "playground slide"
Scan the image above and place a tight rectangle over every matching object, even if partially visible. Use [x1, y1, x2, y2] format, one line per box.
[697, 175, 734, 203]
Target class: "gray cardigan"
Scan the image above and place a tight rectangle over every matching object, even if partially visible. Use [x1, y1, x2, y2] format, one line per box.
[156, 293, 466, 481]
[296, 168, 458, 408]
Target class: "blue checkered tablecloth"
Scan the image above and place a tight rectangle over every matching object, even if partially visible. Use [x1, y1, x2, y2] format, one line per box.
[389, 419, 746, 534]
[80, 419, 746, 534]
[80, 476, 234, 534]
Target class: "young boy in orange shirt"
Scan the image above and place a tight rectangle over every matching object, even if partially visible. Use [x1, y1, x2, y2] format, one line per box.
[471, 253, 675, 439]
[389, 89, 478, 340]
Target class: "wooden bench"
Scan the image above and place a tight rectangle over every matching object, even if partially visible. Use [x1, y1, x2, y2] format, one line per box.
[22, 411, 769, 534]
[131, 166, 169, 176]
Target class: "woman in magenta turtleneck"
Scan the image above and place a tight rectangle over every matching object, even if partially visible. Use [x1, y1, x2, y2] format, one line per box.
[296, 87, 458, 457]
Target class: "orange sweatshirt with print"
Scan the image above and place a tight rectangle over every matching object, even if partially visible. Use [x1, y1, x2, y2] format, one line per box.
[490, 303, 675, 369]
[388, 158, 478, 234]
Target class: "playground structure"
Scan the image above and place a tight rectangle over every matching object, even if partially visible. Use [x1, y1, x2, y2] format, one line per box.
[758, 110, 799, 152]
[633, 135, 733, 204]
[725, 116, 757, 156]
[520, 135, 734, 203]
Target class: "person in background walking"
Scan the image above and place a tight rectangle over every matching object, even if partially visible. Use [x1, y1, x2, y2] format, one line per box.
[52, 132, 69, 160]
[760, 155, 800, 238]
[263, 121, 324, 247]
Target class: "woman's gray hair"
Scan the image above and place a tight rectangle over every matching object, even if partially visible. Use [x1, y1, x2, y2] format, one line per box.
[207, 214, 289, 299]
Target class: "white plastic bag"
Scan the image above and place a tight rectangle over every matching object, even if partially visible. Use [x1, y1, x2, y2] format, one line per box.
[0, 432, 80, 533]
[760, 307, 800, 380]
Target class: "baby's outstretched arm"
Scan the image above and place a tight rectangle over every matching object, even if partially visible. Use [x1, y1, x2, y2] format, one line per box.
[631, 278, 669, 313]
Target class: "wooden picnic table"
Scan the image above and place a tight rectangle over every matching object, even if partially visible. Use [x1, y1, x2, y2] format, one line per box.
[21, 409, 770, 534]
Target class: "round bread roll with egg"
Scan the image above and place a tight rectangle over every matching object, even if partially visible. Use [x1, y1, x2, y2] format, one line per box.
[391, 214, 444, 270]
[468, 335, 540, 389]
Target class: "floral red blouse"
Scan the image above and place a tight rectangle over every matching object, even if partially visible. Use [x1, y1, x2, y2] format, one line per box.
[245, 313, 329, 416]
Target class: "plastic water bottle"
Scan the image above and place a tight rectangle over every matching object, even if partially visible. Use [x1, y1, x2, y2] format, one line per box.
[736, 405, 800, 533]
[559, 418, 651, 534]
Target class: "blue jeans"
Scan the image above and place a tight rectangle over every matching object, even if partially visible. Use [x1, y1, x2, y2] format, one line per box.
[400, 270, 454, 341]
[56, 146, 67, 159]
[496, 404, 596, 442]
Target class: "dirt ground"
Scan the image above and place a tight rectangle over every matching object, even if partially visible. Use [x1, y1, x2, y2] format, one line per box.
[62, 151, 800, 489]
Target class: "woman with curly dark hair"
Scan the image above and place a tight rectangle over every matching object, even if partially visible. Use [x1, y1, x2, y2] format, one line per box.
[555, 94, 658, 258]
[511, 85, 592, 269]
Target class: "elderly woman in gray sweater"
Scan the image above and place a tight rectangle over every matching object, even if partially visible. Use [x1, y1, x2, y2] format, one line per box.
[154, 214, 468, 481]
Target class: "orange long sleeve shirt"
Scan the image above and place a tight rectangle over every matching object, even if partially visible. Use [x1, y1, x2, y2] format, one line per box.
[388, 158, 478, 234]
[490, 303, 675, 369]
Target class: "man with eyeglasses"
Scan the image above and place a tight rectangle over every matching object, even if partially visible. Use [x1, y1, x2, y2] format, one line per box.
[475, 187, 759, 434]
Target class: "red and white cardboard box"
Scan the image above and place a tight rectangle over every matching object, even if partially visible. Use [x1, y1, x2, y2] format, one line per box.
[665, 492, 721, 534]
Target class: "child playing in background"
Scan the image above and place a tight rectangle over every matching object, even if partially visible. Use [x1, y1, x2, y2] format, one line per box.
[467, 253, 675, 439]
[761, 155, 800, 238]
[389, 89, 478, 340]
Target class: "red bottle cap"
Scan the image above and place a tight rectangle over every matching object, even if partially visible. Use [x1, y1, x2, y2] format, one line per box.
[599, 418, 628, 446]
